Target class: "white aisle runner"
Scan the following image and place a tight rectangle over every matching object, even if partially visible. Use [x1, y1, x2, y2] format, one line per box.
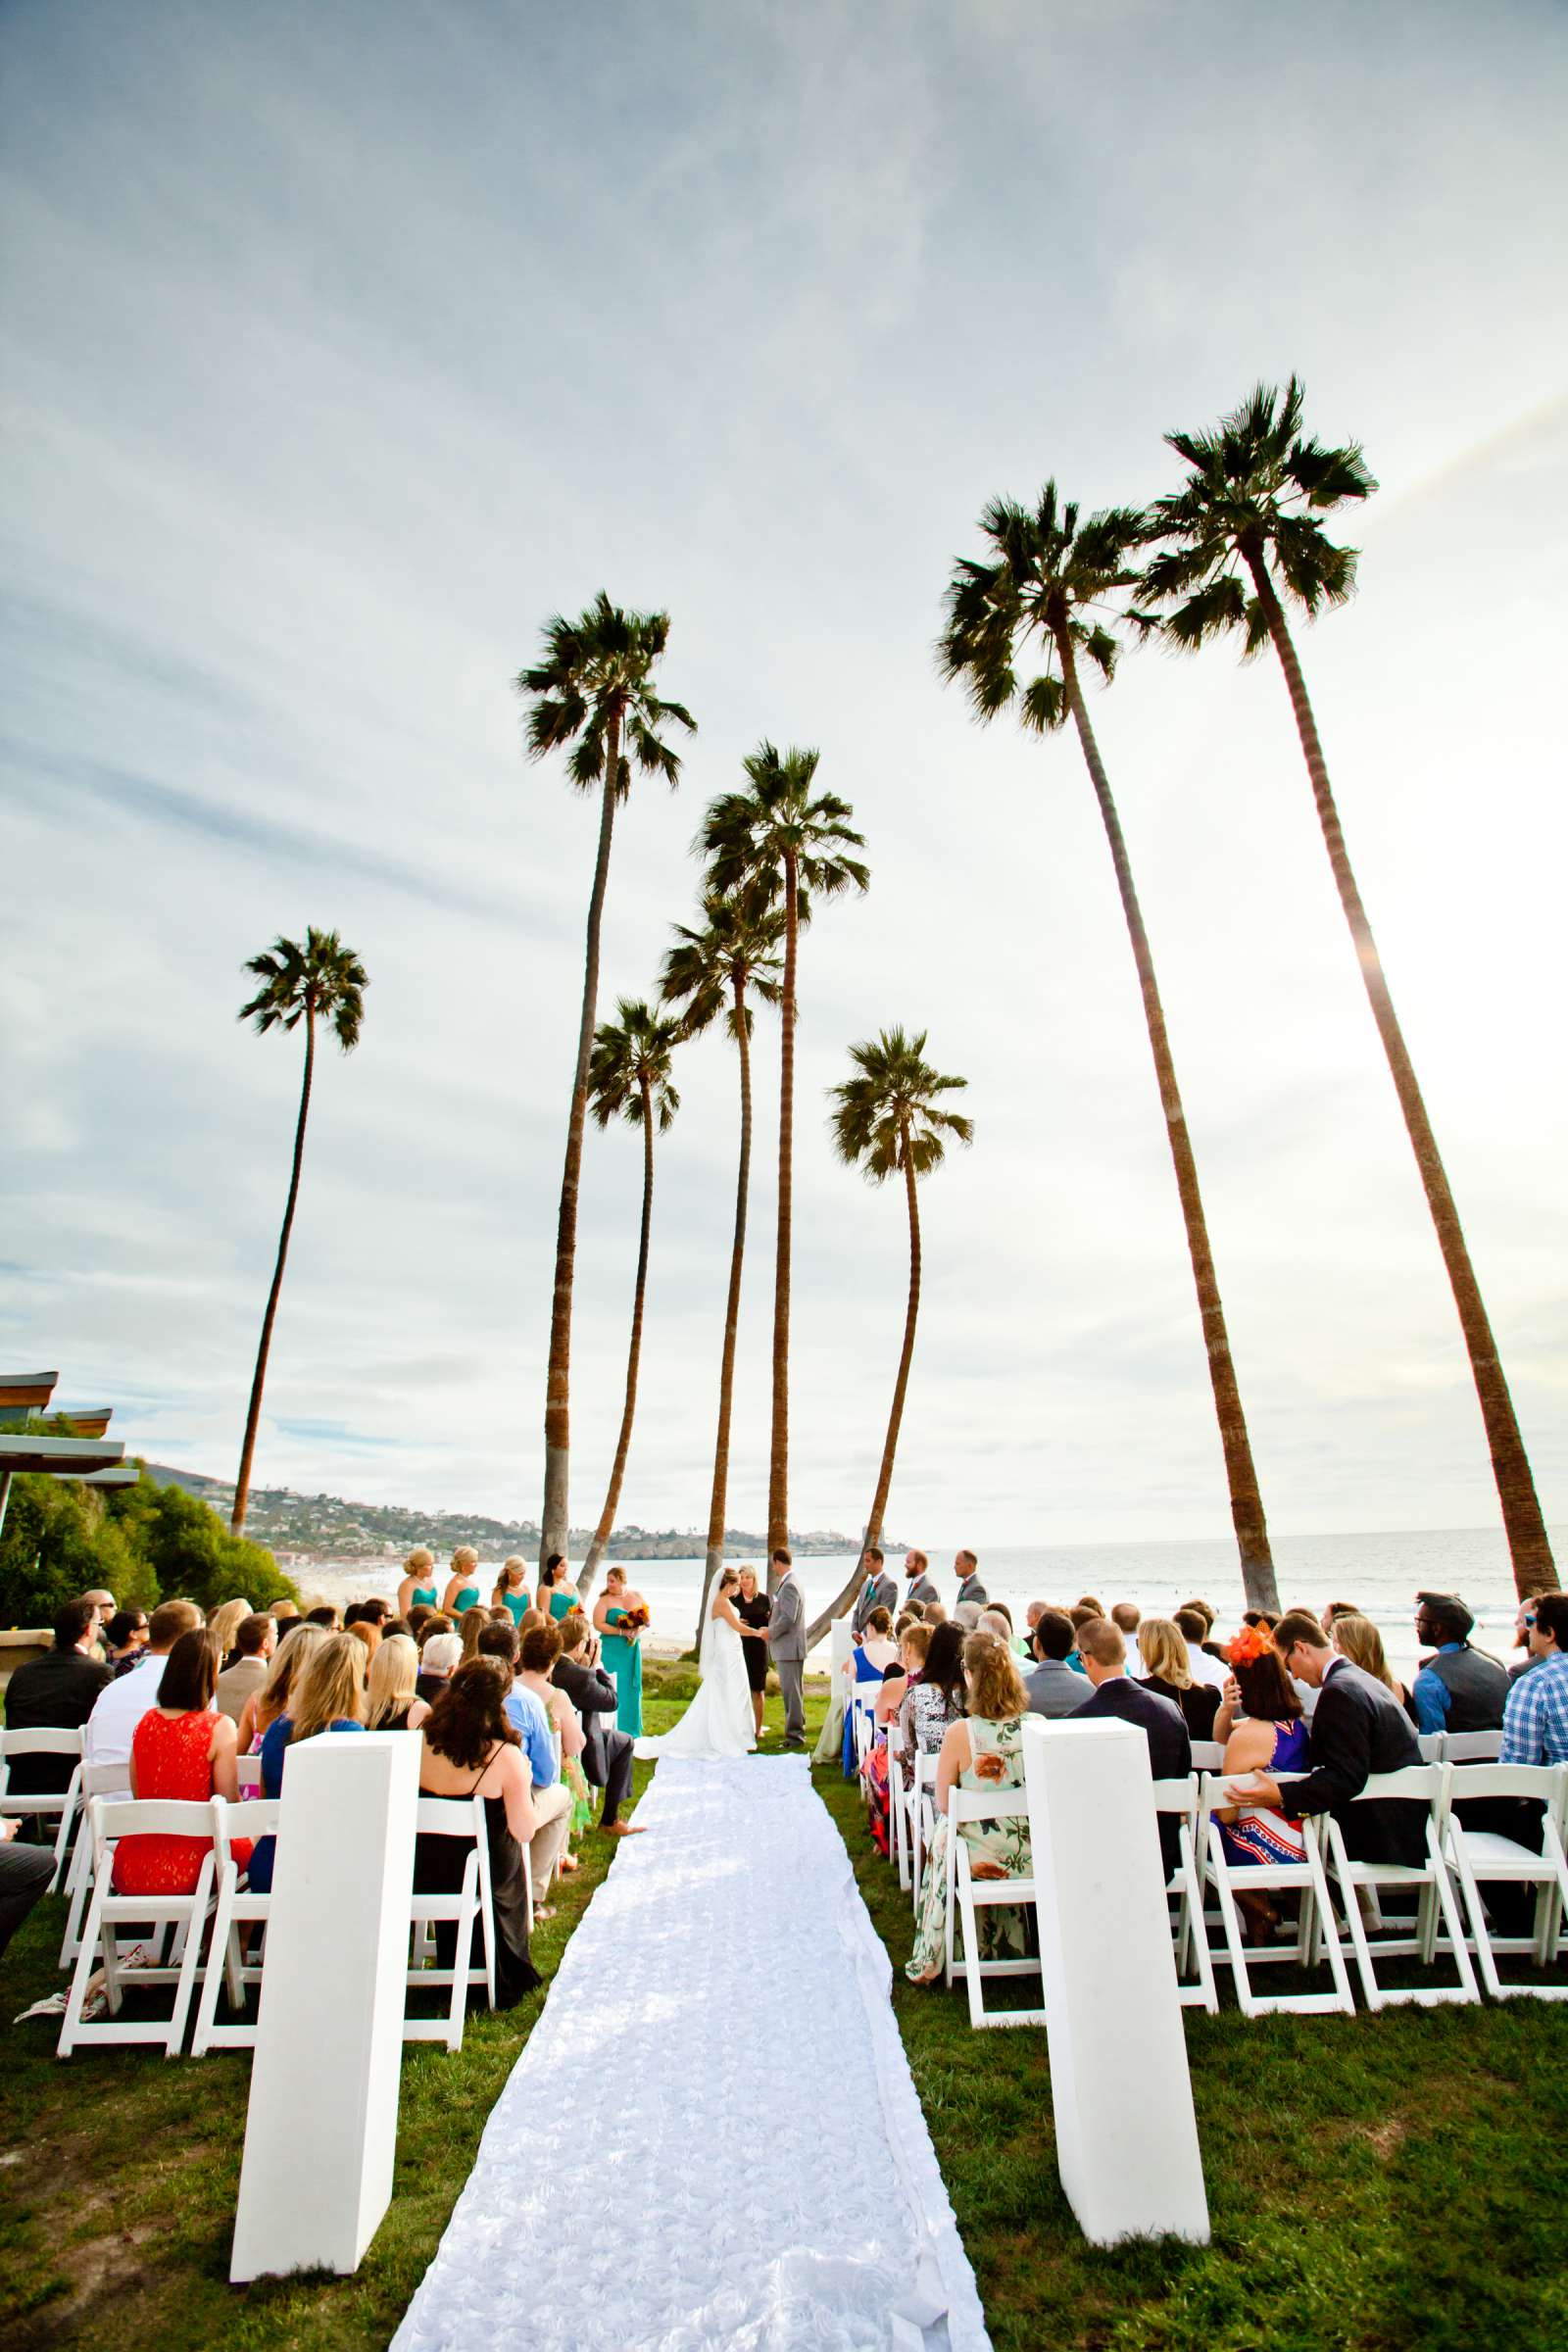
[392, 1755, 992, 2352]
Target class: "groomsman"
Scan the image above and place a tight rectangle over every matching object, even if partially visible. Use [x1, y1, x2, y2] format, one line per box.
[852, 1545, 899, 1638]
[954, 1549, 988, 1608]
[903, 1549, 940, 1608]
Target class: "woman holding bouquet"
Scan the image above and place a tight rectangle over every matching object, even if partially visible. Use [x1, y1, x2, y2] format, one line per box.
[593, 1564, 648, 1737]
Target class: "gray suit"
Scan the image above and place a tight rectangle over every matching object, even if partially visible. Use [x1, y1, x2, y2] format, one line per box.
[904, 1576, 940, 1610]
[768, 1573, 807, 1745]
[1024, 1658, 1084, 1719]
[851, 1572, 898, 1637]
[955, 1572, 989, 1609]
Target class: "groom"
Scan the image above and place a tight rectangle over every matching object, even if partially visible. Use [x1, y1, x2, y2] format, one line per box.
[766, 1547, 807, 1749]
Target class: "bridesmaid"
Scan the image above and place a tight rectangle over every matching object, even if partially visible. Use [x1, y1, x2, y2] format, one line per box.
[493, 1556, 531, 1626]
[441, 1545, 484, 1617]
[593, 1565, 648, 1738]
[398, 1546, 440, 1619]
[540, 1554, 583, 1623]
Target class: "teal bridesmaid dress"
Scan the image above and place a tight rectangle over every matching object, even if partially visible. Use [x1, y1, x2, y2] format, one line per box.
[600, 1606, 644, 1738]
[500, 1588, 530, 1626]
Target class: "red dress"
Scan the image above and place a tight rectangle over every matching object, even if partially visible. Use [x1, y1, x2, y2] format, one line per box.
[112, 1710, 252, 1895]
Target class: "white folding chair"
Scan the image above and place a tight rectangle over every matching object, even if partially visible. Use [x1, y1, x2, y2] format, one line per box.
[908, 1746, 936, 1912]
[406, 1794, 496, 2052]
[1189, 1740, 1226, 1775]
[1443, 1763, 1568, 2002]
[549, 1726, 564, 1776]
[1152, 1775, 1218, 2014]
[1416, 1733, 1444, 1764]
[1443, 1731, 1503, 1765]
[59, 1761, 138, 1966]
[849, 1685, 879, 1770]
[943, 1788, 1044, 2030]
[59, 1796, 220, 2056]
[1323, 1764, 1479, 2011]
[236, 1753, 264, 1794]
[1202, 1775, 1354, 2018]
[0, 1728, 84, 1891]
[191, 1796, 279, 2053]
[886, 1719, 910, 1889]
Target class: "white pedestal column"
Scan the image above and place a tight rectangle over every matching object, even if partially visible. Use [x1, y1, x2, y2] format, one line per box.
[1021, 1715, 1209, 2245]
[230, 1731, 420, 2282]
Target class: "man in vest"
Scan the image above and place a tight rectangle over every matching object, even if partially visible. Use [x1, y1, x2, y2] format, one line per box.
[903, 1549, 941, 1609]
[953, 1549, 987, 1608]
[851, 1546, 898, 1639]
[1410, 1592, 1507, 1737]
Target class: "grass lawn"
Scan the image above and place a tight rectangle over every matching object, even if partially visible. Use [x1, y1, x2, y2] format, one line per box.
[4, 1667, 1565, 2352]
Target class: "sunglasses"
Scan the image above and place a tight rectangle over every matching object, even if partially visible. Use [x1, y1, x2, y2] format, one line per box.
[1523, 1614, 1538, 1629]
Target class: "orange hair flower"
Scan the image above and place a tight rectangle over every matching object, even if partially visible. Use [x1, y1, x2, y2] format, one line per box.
[1226, 1623, 1275, 1668]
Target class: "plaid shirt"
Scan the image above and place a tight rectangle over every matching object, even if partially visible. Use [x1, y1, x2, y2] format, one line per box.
[1499, 1649, 1568, 1767]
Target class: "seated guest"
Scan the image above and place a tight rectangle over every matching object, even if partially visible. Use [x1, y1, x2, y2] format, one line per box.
[1211, 1625, 1310, 1936]
[416, 1659, 541, 2007]
[864, 1623, 929, 1856]
[1244, 1612, 1426, 1866]
[1110, 1600, 1142, 1645]
[1136, 1616, 1221, 1741]
[1410, 1591, 1507, 1736]
[493, 1557, 531, 1625]
[358, 1597, 391, 1629]
[83, 1599, 203, 1784]
[1023, 1608, 1084, 1719]
[1501, 1593, 1568, 1767]
[1065, 1604, 1100, 1672]
[907, 1632, 1033, 1986]
[1174, 1608, 1229, 1690]
[952, 1601, 983, 1634]
[416, 1632, 464, 1709]
[554, 1613, 645, 1838]
[237, 1624, 327, 1754]
[842, 1606, 899, 1775]
[1507, 1599, 1539, 1687]
[1241, 1607, 1280, 1633]
[1319, 1599, 1361, 1634]
[115, 1630, 251, 1893]
[347, 1618, 381, 1676]
[4, 1599, 111, 1794]
[514, 1621, 589, 1863]
[367, 1633, 429, 1732]
[215, 1615, 275, 1726]
[921, 1600, 947, 1627]
[458, 1605, 491, 1663]
[305, 1603, 341, 1629]
[249, 1636, 368, 1892]
[272, 1600, 300, 1634]
[407, 1604, 434, 1644]
[477, 1623, 575, 1908]
[80, 1590, 118, 1652]
[105, 1609, 151, 1678]
[1070, 1618, 1191, 1877]
[1329, 1613, 1411, 1714]
[0, 1819, 55, 1962]
[208, 1598, 251, 1668]
[1180, 1599, 1228, 1663]
[398, 1547, 441, 1618]
[900, 1620, 966, 1785]
[1076, 1593, 1105, 1618]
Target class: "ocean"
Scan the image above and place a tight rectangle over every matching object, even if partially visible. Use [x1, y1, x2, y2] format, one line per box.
[298, 1522, 1560, 1679]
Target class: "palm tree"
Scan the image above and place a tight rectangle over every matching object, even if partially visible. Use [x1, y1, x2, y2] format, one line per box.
[578, 1000, 683, 1590]
[516, 595, 696, 1575]
[231, 928, 368, 1538]
[701, 745, 869, 1580]
[808, 1030, 972, 1647]
[940, 482, 1281, 1611]
[661, 890, 785, 1647]
[1141, 378, 1557, 1598]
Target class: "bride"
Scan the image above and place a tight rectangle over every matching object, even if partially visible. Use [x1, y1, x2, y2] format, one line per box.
[635, 1567, 758, 1760]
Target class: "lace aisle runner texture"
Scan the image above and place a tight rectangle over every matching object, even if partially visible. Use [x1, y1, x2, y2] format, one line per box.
[392, 1755, 992, 2352]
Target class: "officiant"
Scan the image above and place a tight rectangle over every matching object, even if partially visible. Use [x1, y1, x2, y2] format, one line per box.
[734, 1566, 771, 1741]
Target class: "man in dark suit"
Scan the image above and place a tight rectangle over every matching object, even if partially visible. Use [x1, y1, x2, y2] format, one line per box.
[851, 1546, 899, 1638]
[552, 1615, 644, 1837]
[3, 1599, 110, 1796]
[953, 1550, 988, 1609]
[1250, 1612, 1427, 1867]
[1069, 1617, 1190, 1877]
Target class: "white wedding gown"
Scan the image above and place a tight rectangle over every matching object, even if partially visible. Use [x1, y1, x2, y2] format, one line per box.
[635, 1598, 756, 1760]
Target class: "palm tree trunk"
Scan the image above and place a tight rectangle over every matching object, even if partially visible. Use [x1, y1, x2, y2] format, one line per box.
[541, 709, 621, 1575]
[808, 1128, 922, 1647]
[581, 1074, 656, 1590]
[694, 971, 753, 1650]
[1058, 628, 1280, 1609]
[231, 1007, 317, 1538]
[1247, 560, 1557, 1596]
[767, 852, 798, 1588]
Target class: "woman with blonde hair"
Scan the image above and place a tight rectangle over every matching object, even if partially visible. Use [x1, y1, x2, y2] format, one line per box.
[442, 1546, 484, 1617]
[1330, 1611, 1412, 1712]
[248, 1634, 368, 1891]
[459, 1605, 491, 1663]
[367, 1632, 428, 1732]
[1136, 1616, 1220, 1740]
[398, 1546, 441, 1618]
[236, 1622, 327, 1752]
[493, 1556, 531, 1625]
[908, 1631, 1033, 1985]
[208, 1597, 251, 1667]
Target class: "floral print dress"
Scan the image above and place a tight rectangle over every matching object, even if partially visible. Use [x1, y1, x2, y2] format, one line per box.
[906, 1712, 1032, 1982]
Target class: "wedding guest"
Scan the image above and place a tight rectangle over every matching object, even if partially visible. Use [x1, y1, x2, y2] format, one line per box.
[367, 1633, 429, 1732]
[305, 1603, 341, 1629]
[237, 1623, 327, 1753]
[359, 1597, 392, 1629]
[3, 1600, 110, 1794]
[416, 1660, 541, 2006]
[249, 1636, 368, 1893]
[1329, 1613, 1411, 1714]
[215, 1614, 275, 1725]
[1023, 1608, 1085, 1719]
[904, 1550, 941, 1609]
[1507, 1600, 1541, 1686]
[954, 1550, 987, 1608]
[734, 1566, 772, 1740]
[208, 1598, 251, 1668]
[398, 1547, 441, 1618]
[1249, 1613, 1426, 1867]
[1075, 1594, 1105, 1617]
[83, 1599, 203, 1782]
[1066, 1604, 1099, 1670]
[272, 1600, 300, 1634]
[865, 1623, 930, 1855]
[842, 1606, 899, 1776]
[554, 1613, 645, 1837]
[1180, 1599, 1230, 1666]
[105, 1609, 151, 1677]
[1241, 1608, 1280, 1634]
[852, 1546, 899, 1636]
[347, 1619, 381, 1678]
[1500, 1594, 1568, 1767]
[416, 1632, 465, 1710]
[953, 1602, 983, 1634]
[441, 1547, 484, 1617]
[496, 1624, 575, 1905]
[1136, 1617, 1221, 1740]
[976, 1608, 1013, 1646]
[493, 1557, 531, 1625]
[0, 1821, 54, 1962]
[1410, 1592, 1508, 1737]
[115, 1630, 252, 1893]
[922, 1601, 947, 1627]
[1070, 1619, 1191, 1879]
[407, 1603, 434, 1644]
[1211, 1625, 1310, 1936]
[458, 1606, 490, 1663]
[1319, 1600, 1361, 1635]
[1175, 1608, 1229, 1691]
[1110, 1601, 1141, 1643]
[907, 1632, 1033, 1986]
[416, 1613, 453, 1646]
[593, 1566, 647, 1737]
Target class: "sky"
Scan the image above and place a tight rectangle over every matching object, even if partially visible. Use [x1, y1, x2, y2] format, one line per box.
[2, 0, 1565, 1553]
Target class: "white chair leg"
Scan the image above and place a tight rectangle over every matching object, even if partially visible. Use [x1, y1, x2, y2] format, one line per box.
[59, 1875, 111, 2056]
[192, 1873, 236, 2057]
[1430, 1847, 1479, 2004]
[167, 1864, 214, 2056]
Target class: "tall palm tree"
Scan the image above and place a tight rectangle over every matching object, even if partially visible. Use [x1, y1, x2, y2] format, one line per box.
[1141, 378, 1557, 1598]
[661, 890, 785, 1647]
[231, 928, 368, 1539]
[516, 594, 696, 1575]
[701, 745, 869, 1580]
[941, 482, 1282, 1610]
[578, 1000, 683, 1589]
[808, 1030, 972, 1647]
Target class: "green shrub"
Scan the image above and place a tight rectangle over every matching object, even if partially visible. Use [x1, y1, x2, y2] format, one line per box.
[0, 1467, 298, 1628]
